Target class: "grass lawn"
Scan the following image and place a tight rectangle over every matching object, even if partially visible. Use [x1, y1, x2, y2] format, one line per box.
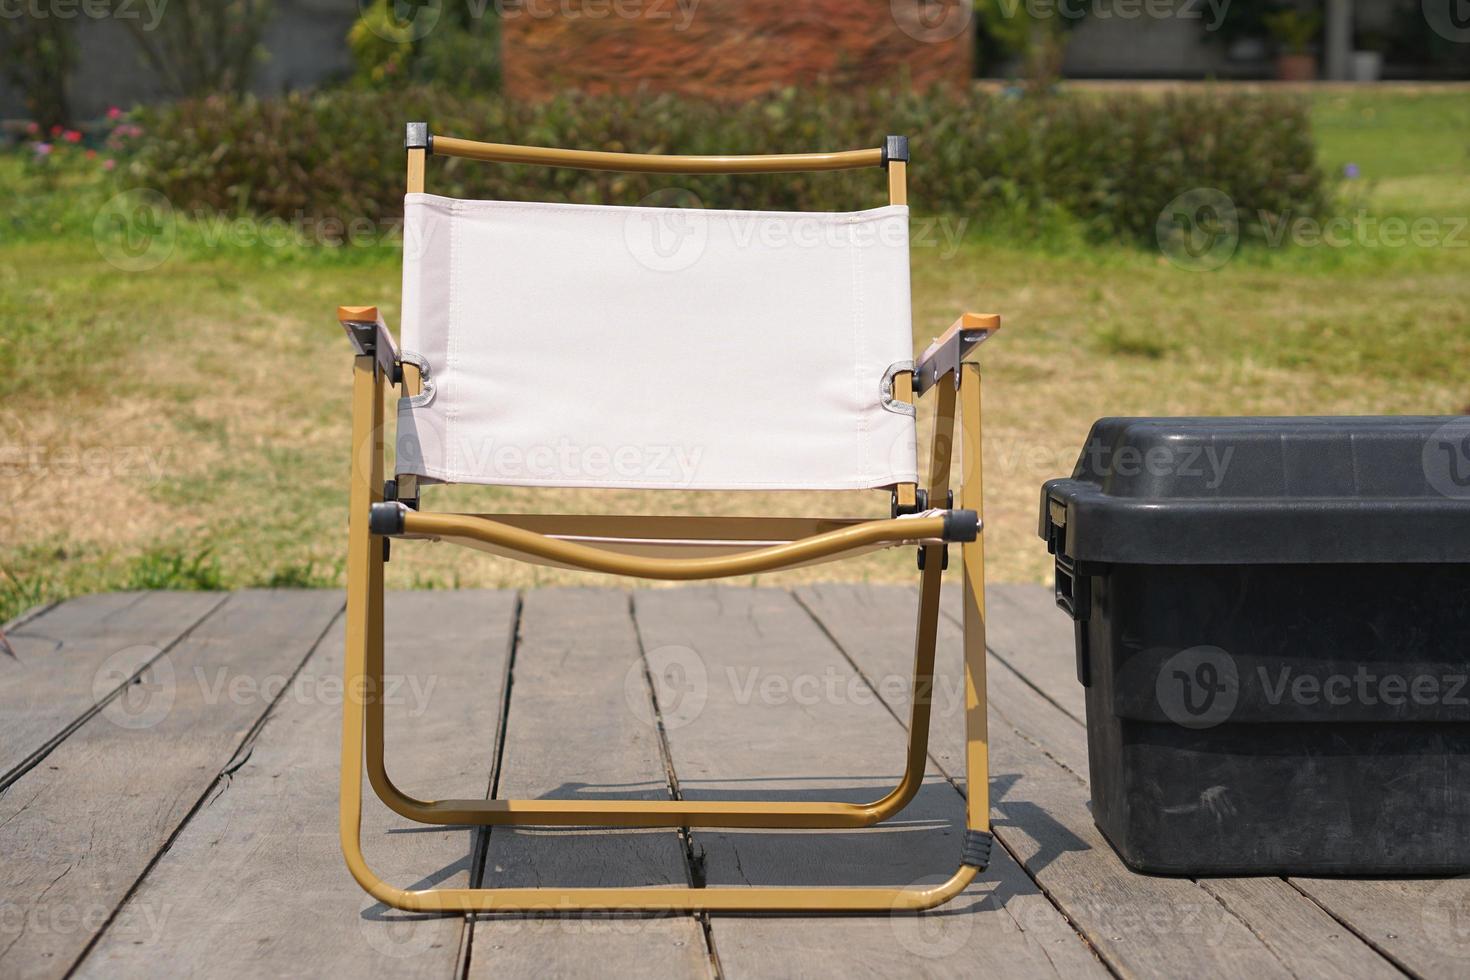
[3, 88, 1468, 621]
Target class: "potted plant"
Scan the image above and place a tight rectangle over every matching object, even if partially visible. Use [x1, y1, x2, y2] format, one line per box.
[1264, 8, 1321, 81]
[1352, 29, 1387, 82]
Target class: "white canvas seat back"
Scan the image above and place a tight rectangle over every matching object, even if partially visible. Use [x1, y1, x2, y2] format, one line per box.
[397, 193, 918, 490]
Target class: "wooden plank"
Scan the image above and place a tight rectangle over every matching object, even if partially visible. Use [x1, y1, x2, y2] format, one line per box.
[634, 586, 1106, 980]
[75, 590, 517, 979]
[801, 581, 1392, 980]
[467, 588, 710, 979]
[1199, 878, 1404, 980]
[0, 590, 342, 980]
[802, 582, 1091, 782]
[1288, 876, 1470, 978]
[0, 591, 226, 785]
[1, 598, 58, 633]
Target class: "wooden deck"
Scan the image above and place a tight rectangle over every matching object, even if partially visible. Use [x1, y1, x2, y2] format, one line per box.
[2, 584, 1465, 979]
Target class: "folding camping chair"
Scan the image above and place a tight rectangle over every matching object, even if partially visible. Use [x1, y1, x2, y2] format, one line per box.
[337, 122, 1000, 913]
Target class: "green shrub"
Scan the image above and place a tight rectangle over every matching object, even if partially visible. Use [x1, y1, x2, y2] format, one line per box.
[128, 86, 1328, 245]
[348, 1, 500, 94]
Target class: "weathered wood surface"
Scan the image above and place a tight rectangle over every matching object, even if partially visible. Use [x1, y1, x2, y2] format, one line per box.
[0, 591, 225, 786]
[0, 585, 1459, 979]
[77, 591, 515, 979]
[467, 588, 711, 979]
[634, 587, 1106, 980]
[0, 591, 342, 980]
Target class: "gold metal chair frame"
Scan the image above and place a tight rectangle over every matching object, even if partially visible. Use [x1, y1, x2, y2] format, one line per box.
[338, 124, 999, 913]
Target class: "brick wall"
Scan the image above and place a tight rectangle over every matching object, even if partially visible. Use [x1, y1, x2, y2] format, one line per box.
[501, 0, 973, 101]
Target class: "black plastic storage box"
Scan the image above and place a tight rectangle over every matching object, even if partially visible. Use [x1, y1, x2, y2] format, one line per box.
[1040, 417, 1470, 875]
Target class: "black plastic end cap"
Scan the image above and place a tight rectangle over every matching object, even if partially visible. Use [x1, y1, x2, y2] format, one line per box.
[942, 509, 980, 542]
[961, 829, 993, 870]
[881, 134, 910, 167]
[405, 121, 429, 151]
[369, 502, 406, 536]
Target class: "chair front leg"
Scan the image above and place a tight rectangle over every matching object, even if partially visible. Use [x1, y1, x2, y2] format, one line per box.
[958, 361, 993, 859]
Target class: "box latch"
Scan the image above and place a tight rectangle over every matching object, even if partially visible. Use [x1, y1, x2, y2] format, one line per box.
[1045, 497, 1093, 687]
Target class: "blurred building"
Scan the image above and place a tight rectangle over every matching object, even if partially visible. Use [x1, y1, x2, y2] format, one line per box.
[0, 0, 355, 120]
[500, 0, 972, 101]
[1, 0, 1464, 122]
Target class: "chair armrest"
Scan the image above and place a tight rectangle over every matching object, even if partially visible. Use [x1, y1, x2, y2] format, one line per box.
[338, 305, 399, 380]
[915, 313, 1000, 395]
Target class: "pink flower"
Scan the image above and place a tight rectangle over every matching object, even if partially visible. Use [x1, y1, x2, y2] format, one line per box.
[63, 130, 82, 143]
[107, 106, 122, 120]
[102, 159, 116, 171]
[35, 143, 52, 156]
[49, 125, 62, 136]
[25, 121, 38, 134]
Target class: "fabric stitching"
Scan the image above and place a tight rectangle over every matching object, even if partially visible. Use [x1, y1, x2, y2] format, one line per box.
[445, 199, 460, 475]
[404, 192, 907, 224]
[397, 465, 917, 491]
[849, 220, 869, 484]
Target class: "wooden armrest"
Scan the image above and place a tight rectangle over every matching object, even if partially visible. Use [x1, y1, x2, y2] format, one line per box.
[915, 313, 1000, 395]
[337, 305, 399, 380]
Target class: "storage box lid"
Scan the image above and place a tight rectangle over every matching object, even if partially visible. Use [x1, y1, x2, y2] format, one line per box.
[1041, 417, 1470, 564]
